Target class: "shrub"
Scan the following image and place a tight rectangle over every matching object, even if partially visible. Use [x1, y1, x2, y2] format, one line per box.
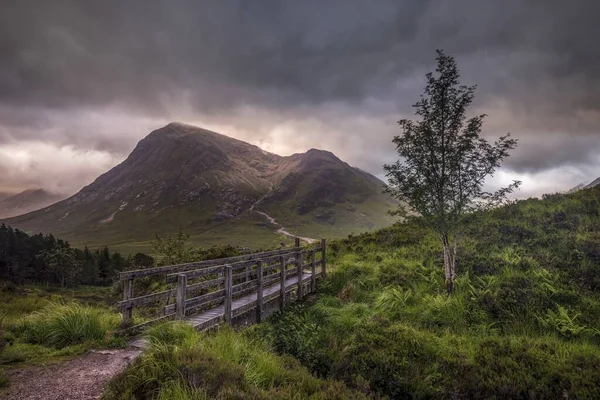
[334, 317, 442, 398]
[10, 303, 119, 349]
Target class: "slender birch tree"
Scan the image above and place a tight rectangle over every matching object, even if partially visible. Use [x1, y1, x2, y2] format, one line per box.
[384, 50, 520, 294]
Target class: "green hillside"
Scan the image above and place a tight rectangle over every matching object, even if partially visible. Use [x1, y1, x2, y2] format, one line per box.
[256, 185, 600, 398]
[100, 185, 600, 399]
[4, 185, 600, 398]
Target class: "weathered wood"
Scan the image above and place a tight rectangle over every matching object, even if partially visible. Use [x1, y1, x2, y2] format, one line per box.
[224, 265, 233, 325]
[166, 265, 223, 283]
[176, 274, 187, 320]
[321, 238, 327, 277]
[279, 256, 286, 309]
[121, 247, 302, 280]
[116, 313, 176, 336]
[311, 251, 316, 293]
[187, 277, 224, 293]
[297, 248, 303, 299]
[295, 237, 301, 247]
[118, 287, 175, 309]
[122, 278, 134, 325]
[256, 260, 264, 323]
[186, 289, 226, 310]
[245, 264, 251, 282]
[232, 279, 257, 294]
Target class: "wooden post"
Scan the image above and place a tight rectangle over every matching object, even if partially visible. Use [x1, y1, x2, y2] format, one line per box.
[224, 265, 232, 325]
[279, 255, 286, 310]
[297, 249, 303, 300]
[176, 274, 187, 320]
[256, 260, 263, 323]
[321, 238, 327, 277]
[294, 237, 301, 247]
[311, 251, 316, 293]
[122, 278, 134, 325]
[245, 264, 250, 282]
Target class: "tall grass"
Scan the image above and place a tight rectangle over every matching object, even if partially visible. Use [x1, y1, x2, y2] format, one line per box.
[10, 303, 120, 349]
[104, 322, 367, 399]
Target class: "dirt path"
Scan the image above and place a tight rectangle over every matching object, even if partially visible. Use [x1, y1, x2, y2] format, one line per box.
[250, 187, 317, 244]
[3, 348, 141, 400]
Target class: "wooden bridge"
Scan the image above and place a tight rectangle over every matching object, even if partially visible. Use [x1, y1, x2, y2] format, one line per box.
[117, 238, 326, 334]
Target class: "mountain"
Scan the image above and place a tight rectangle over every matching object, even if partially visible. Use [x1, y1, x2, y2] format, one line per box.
[568, 183, 587, 193]
[586, 177, 600, 189]
[0, 192, 16, 202]
[0, 189, 66, 219]
[4, 123, 396, 252]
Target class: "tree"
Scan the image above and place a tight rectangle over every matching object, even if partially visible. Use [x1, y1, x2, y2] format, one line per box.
[41, 246, 83, 288]
[97, 246, 112, 285]
[151, 231, 198, 266]
[384, 50, 520, 294]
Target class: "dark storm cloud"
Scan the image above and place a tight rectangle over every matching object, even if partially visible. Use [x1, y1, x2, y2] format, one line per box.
[1, 0, 600, 194]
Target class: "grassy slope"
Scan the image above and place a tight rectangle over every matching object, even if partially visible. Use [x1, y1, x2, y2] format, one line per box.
[253, 186, 600, 398]
[0, 284, 124, 386]
[7, 186, 600, 398]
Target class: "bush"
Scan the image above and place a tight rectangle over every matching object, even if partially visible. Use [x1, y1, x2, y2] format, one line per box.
[104, 325, 366, 399]
[334, 317, 442, 398]
[10, 303, 120, 349]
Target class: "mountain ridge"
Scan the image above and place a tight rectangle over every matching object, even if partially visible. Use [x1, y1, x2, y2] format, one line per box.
[3, 123, 397, 252]
[0, 188, 66, 219]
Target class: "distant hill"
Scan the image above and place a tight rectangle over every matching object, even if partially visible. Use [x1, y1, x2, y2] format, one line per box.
[0, 192, 16, 202]
[586, 177, 600, 189]
[567, 183, 587, 193]
[4, 123, 397, 252]
[0, 189, 66, 219]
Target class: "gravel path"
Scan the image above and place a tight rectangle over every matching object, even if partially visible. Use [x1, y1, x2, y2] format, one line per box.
[3, 348, 141, 400]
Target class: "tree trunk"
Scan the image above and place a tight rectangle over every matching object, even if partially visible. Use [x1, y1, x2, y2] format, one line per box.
[442, 234, 456, 295]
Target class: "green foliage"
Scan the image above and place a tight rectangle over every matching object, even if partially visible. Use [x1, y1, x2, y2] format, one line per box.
[8, 303, 120, 349]
[384, 50, 520, 293]
[0, 224, 129, 287]
[40, 246, 83, 288]
[537, 306, 588, 339]
[104, 325, 368, 400]
[258, 185, 600, 398]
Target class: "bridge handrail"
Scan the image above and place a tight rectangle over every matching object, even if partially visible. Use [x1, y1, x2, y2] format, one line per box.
[117, 238, 327, 331]
[119, 246, 307, 280]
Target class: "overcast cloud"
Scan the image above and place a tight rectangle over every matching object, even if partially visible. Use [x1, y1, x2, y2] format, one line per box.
[1, 0, 599, 197]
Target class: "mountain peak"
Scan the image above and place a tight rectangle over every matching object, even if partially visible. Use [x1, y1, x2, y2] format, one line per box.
[4, 124, 396, 251]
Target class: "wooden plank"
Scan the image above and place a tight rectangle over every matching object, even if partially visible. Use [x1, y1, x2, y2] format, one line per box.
[122, 278, 134, 325]
[118, 288, 175, 309]
[120, 247, 302, 280]
[311, 251, 316, 293]
[166, 265, 223, 283]
[186, 289, 226, 309]
[321, 238, 327, 277]
[116, 313, 176, 336]
[224, 265, 232, 325]
[187, 277, 224, 293]
[176, 274, 187, 320]
[256, 260, 263, 323]
[232, 279, 257, 294]
[297, 248, 303, 299]
[279, 256, 286, 309]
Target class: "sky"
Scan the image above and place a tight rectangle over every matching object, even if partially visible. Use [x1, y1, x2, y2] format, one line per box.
[1, 0, 599, 198]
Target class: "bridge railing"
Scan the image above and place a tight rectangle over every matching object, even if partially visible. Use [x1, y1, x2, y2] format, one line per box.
[117, 238, 326, 332]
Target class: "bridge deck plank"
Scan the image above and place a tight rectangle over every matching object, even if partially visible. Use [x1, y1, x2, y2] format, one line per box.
[186, 272, 313, 329]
